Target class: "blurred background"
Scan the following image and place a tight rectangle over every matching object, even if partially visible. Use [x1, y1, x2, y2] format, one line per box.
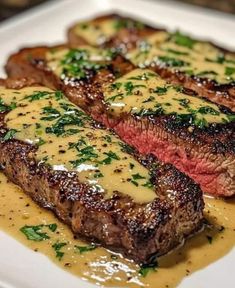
[0, 0, 235, 22]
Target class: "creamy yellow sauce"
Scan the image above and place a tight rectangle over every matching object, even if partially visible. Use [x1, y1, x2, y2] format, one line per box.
[73, 18, 118, 46]
[103, 68, 232, 126]
[46, 46, 112, 79]
[73, 17, 144, 46]
[127, 31, 235, 84]
[0, 172, 235, 288]
[0, 86, 155, 203]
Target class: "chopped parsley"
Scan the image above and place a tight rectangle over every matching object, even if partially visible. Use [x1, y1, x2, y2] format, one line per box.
[172, 31, 196, 49]
[20, 224, 57, 241]
[60, 49, 107, 79]
[24, 91, 51, 102]
[138, 262, 158, 277]
[0, 98, 15, 113]
[154, 86, 168, 95]
[75, 244, 96, 254]
[110, 82, 122, 90]
[52, 242, 67, 260]
[2, 129, 17, 141]
[70, 145, 98, 167]
[100, 151, 120, 165]
[157, 56, 188, 67]
[225, 66, 235, 76]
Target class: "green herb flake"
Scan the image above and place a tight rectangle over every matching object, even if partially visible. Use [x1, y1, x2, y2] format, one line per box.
[20, 225, 50, 241]
[110, 82, 122, 90]
[24, 91, 51, 102]
[52, 242, 67, 260]
[157, 56, 188, 67]
[37, 138, 46, 146]
[100, 151, 120, 165]
[178, 98, 190, 108]
[197, 106, 220, 115]
[132, 173, 145, 180]
[61, 49, 107, 79]
[138, 262, 158, 277]
[94, 172, 104, 178]
[225, 66, 235, 76]
[154, 86, 168, 95]
[129, 163, 135, 169]
[75, 244, 96, 254]
[172, 31, 196, 49]
[48, 223, 57, 232]
[55, 91, 63, 100]
[2, 129, 17, 141]
[119, 142, 135, 154]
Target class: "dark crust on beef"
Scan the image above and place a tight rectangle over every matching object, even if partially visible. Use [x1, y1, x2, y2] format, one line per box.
[67, 13, 235, 111]
[5, 46, 235, 156]
[0, 80, 203, 264]
[4, 46, 235, 196]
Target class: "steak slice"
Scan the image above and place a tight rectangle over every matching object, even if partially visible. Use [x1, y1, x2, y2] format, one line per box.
[68, 13, 235, 111]
[0, 82, 204, 264]
[67, 13, 157, 52]
[5, 46, 235, 196]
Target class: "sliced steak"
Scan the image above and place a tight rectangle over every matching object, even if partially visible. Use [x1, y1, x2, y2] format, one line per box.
[0, 82, 204, 264]
[5, 46, 235, 196]
[68, 13, 235, 111]
[67, 13, 157, 53]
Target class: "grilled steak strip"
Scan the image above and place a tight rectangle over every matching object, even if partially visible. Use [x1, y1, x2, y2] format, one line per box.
[67, 13, 157, 52]
[67, 13, 235, 111]
[5, 46, 235, 197]
[0, 82, 204, 264]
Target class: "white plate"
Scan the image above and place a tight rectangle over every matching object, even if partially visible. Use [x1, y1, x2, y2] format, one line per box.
[0, 0, 234, 287]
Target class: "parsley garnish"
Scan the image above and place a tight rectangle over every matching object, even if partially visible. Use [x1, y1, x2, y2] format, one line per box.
[24, 91, 51, 102]
[100, 151, 120, 165]
[75, 244, 96, 254]
[61, 49, 107, 79]
[2, 129, 17, 141]
[154, 86, 168, 95]
[52, 242, 67, 260]
[172, 31, 196, 49]
[138, 262, 158, 277]
[20, 224, 57, 241]
[157, 56, 188, 67]
[225, 66, 235, 76]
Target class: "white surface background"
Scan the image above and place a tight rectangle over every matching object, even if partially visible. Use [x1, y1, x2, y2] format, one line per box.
[0, 0, 234, 287]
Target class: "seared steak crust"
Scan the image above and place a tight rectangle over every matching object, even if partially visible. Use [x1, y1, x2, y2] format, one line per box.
[67, 13, 235, 111]
[5, 46, 235, 196]
[0, 81, 203, 264]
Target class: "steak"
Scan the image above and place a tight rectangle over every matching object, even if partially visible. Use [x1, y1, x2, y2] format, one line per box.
[67, 13, 157, 52]
[68, 13, 235, 111]
[0, 81, 204, 264]
[5, 45, 235, 197]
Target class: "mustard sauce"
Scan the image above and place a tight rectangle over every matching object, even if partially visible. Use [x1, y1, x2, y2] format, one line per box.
[0, 172, 234, 288]
[103, 68, 233, 127]
[0, 86, 155, 203]
[127, 31, 235, 84]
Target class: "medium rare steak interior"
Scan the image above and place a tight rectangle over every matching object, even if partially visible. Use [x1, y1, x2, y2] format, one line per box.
[0, 83, 204, 264]
[68, 13, 235, 111]
[5, 45, 235, 197]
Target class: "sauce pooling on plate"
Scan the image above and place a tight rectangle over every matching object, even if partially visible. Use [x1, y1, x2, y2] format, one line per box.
[0, 172, 235, 288]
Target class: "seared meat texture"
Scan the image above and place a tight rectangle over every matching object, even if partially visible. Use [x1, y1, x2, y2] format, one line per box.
[0, 81, 204, 264]
[67, 13, 235, 111]
[5, 46, 235, 197]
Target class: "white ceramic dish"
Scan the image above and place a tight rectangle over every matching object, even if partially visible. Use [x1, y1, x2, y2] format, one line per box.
[0, 0, 234, 287]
